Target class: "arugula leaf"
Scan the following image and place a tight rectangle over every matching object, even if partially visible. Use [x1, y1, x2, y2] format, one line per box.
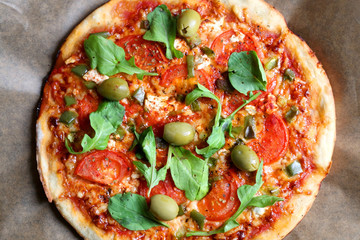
[65, 101, 125, 154]
[220, 91, 262, 138]
[108, 192, 168, 230]
[186, 162, 284, 236]
[228, 51, 267, 94]
[169, 146, 209, 201]
[143, 5, 183, 59]
[185, 84, 260, 158]
[133, 127, 170, 196]
[84, 34, 158, 79]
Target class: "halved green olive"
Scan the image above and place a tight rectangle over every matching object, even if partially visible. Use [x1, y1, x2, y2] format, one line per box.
[231, 145, 259, 172]
[97, 78, 130, 101]
[150, 194, 178, 221]
[163, 122, 195, 146]
[177, 9, 201, 37]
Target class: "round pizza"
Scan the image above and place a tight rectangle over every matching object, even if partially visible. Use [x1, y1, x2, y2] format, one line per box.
[36, 0, 336, 239]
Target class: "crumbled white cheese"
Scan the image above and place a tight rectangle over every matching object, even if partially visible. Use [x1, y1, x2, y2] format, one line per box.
[107, 139, 116, 150]
[77, 191, 84, 198]
[83, 69, 109, 84]
[174, 38, 188, 50]
[252, 207, 266, 217]
[201, 17, 225, 34]
[230, 31, 245, 43]
[245, 105, 257, 115]
[144, 94, 174, 117]
[186, 200, 199, 212]
[196, 54, 211, 70]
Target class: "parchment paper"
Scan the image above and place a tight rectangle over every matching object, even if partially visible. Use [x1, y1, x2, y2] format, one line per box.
[0, 0, 359, 239]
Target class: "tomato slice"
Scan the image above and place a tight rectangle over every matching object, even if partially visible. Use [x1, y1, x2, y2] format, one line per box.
[77, 94, 99, 130]
[160, 64, 214, 91]
[211, 30, 256, 66]
[198, 170, 242, 221]
[248, 114, 289, 164]
[116, 35, 167, 69]
[160, 64, 188, 88]
[75, 150, 132, 185]
[138, 174, 187, 205]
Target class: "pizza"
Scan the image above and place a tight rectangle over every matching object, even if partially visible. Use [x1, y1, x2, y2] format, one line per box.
[36, 0, 336, 239]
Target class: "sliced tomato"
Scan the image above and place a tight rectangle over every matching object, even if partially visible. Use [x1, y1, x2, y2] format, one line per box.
[138, 174, 187, 205]
[248, 114, 289, 164]
[160, 64, 215, 92]
[77, 94, 99, 130]
[116, 35, 167, 69]
[211, 30, 256, 66]
[160, 64, 188, 87]
[75, 150, 132, 185]
[198, 169, 242, 221]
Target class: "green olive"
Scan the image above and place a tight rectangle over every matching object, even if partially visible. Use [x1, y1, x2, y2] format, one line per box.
[163, 122, 195, 146]
[231, 145, 259, 172]
[97, 78, 130, 101]
[150, 194, 179, 221]
[177, 9, 201, 37]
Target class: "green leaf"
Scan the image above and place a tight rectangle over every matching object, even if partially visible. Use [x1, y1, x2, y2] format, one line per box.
[84, 34, 158, 79]
[143, 5, 183, 59]
[186, 84, 260, 158]
[248, 195, 284, 208]
[108, 192, 168, 230]
[186, 161, 284, 237]
[65, 101, 125, 154]
[195, 126, 225, 158]
[133, 127, 170, 196]
[169, 146, 209, 200]
[228, 51, 267, 94]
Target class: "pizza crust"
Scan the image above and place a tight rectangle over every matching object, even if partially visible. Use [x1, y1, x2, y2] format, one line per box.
[37, 0, 336, 239]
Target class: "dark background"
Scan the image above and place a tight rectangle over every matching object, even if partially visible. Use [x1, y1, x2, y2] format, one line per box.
[0, 0, 359, 239]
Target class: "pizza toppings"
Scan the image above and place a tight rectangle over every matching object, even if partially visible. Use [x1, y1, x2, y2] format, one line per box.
[231, 144, 260, 172]
[97, 78, 130, 101]
[38, 1, 330, 239]
[132, 127, 170, 195]
[228, 51, 267, 94]
[115, 35, 168, 69]
[149, 194, 179, 221]
[187, 162, 283, 236]
[163, 122, 195, 146]
[143, 5, 183, 59]
[65, 101, 125, 154]
[177, 9, 201, 38]
[75, 150, 132, 185]
[84, 34, 158, 79]
[108, 192, 168, 230]
[248, 114, 289, 164]
[168, 146, 209, 201]
[197, 170, 240, 221]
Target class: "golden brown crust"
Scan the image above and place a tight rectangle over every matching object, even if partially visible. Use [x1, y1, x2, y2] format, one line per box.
[37, 0, 336, 239]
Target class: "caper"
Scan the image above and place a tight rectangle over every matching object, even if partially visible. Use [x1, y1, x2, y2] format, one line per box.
[150, 194, 178, 221]
[231, 145, 259, 172]
[177, 9, 201, 37]
[163, 122, 195, 146]
[97, 78, 130, 101]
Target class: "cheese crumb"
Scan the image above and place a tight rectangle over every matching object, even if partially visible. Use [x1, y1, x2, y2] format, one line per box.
[83, 69, 109, 84]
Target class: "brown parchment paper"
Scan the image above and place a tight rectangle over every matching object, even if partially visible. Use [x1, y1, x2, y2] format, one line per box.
[0, 0, 359, 239]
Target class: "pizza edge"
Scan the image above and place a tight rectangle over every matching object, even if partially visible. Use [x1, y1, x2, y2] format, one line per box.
[36, 0, 336, 239]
